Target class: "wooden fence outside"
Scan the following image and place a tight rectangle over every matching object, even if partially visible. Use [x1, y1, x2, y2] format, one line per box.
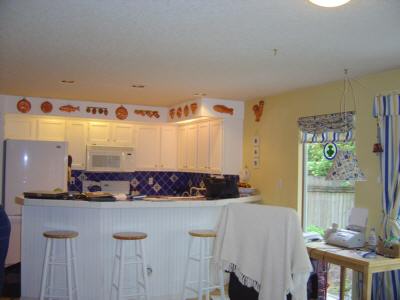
[304, 176, 355, 230]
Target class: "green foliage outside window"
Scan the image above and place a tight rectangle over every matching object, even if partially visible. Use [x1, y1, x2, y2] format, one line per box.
[307, 142, 355, 177]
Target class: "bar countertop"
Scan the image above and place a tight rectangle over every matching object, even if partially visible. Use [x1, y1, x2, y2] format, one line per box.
[19, 194, 261, 208]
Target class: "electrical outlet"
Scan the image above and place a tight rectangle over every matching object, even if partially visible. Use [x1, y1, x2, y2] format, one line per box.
[148, 177, 153, 185]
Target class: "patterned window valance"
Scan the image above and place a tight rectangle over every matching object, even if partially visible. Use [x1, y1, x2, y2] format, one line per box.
[373, 93, 400, 117]
[298, 111, 355, 143]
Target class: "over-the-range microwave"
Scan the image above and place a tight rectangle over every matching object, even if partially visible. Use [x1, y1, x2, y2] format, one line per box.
[86, 145, 135, 172]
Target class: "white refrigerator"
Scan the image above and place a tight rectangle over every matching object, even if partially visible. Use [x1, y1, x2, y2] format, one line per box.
[3, 139, 68, 266]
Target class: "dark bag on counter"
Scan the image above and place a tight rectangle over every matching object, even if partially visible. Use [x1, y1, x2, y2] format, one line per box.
[205, 177, 239, 200]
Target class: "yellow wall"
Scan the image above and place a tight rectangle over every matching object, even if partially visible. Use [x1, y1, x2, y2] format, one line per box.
[243, 68, 400, 230]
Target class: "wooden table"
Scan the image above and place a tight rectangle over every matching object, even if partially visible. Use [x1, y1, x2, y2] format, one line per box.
[307, 242, 400, 300]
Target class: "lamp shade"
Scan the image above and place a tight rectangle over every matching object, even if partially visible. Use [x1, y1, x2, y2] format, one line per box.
[326, 150, 366, 181]
[309, 0, 351, 7]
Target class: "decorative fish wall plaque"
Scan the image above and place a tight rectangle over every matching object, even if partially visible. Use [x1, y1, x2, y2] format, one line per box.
[59, 105, 80, 113]
[213, 105, 234, 115]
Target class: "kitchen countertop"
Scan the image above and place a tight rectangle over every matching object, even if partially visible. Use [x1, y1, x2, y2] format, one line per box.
[19, 194, 261, 208]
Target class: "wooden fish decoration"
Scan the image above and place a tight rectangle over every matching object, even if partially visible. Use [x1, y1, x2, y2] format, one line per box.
[213, 105, 234, 115]
[252, 100, 264, 122]
[59, 105, 80, 113]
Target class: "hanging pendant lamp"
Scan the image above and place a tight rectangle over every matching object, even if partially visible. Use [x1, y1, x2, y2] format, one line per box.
[325, 69, 366, 181]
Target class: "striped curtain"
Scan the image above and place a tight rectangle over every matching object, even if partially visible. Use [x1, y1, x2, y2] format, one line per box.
[298, 111, 355, 143]
[372, 93, 400, 299]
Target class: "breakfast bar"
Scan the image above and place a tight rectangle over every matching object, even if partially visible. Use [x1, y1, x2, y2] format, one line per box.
[20, 195, 260, 300]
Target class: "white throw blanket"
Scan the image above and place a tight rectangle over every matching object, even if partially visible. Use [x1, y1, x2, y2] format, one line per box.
[213, 203, 312, 300]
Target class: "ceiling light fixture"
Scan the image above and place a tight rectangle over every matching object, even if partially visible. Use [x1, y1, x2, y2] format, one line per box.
[309, 0, 351, 7]
[193, 93, 207, 97]
[60, 80, 75, 84]
[131, 84, 145, 88]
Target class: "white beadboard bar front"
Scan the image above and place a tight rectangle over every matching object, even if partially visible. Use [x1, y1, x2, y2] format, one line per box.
[21, 196, 260, 300]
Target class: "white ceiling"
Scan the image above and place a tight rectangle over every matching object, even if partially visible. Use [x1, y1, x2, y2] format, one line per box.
[1, 0, 399, 107]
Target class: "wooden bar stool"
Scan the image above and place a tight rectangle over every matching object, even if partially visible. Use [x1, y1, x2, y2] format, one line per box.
[110, 232, 149, 300]
[181, 230, 226, 300]
[39, 230, 79, 300]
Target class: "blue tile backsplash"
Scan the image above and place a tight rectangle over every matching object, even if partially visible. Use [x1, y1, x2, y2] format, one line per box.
[69, 170, 238, 196]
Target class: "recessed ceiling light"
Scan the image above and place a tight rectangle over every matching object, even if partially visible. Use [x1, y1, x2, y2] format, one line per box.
[60, 80, 75, 84]
[131, 84, 145, 88]
[309, 0, 351, 7]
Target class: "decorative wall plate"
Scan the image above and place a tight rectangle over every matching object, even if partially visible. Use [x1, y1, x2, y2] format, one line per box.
[177, 107, 182, 118]
[116, 105, 128, 120]
[184, 105, 189, 117]
[17, 98, 31, 113]
[253, 100, 264, 122]
[190, 103, 198, 114]
[169, 108, 175, 119]
[40, 101, 53, 113]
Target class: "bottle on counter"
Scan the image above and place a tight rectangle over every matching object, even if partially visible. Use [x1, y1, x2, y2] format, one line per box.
[368, 228, 377, 251]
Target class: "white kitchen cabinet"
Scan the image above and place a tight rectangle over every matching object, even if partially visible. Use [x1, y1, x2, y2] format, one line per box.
[160, 126, 177, 170]
[111, 123, 135, 146]
[177, 123, 199, 172]
[197, 122, 210, 171]
[177, 127, 188, 170]
[136, 125, 160, 170]
[4, 115, 37, 140]
[186, 124, 198, 170]
[88, 122, 135, 146]
[209, 120, 223, 173]
[66, 120, 87, 169]
[37, 118, 66, 141]
[87, 122, 111, 144]
[136, 125, 177, 171]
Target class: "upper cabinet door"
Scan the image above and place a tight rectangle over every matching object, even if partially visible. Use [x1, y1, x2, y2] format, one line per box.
[37, 118, 66, 141]
[186, 124, 198, 170]
[66, 120, 87, 170]
[88, 122, 111, 145]
[197, 122, 210, 171]
[4, 115, 37, 140]
[112, 123, 135, 146]
[177, 126, 188, 170]
[209, 120, 223, 173]
[160, 126, 177, 170]
[136, 125, 160, 170]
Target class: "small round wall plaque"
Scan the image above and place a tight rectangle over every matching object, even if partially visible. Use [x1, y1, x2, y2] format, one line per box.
[323, 142, 337, 160]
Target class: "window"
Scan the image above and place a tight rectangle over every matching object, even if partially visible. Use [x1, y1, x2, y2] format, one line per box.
[303, 142, 355, 300]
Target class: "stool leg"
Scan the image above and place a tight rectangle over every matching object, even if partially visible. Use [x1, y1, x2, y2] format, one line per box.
[48, 239, 56, 300]
[117, 240, 125, 300]
[110, 240, 119, 300]
[205, 238, 210, 300]
[181, 236, 194, 300]
[218, 266, 226, 300]
[66, 239, 74, 300]
[198, 238, 204, 300]
[139, 239, 149, 300]
[71, 239, 78, 300]
[40, 238, 52, 300]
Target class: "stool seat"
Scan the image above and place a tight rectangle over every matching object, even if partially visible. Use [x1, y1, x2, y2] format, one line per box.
[113, 232, 147, 240]
[189, 230, 217, 238]
[43, 230, 79, 239]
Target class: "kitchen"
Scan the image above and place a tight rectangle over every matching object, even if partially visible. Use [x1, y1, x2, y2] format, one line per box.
[1, 96, 259, 300]
[1, 1, 400, 300]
